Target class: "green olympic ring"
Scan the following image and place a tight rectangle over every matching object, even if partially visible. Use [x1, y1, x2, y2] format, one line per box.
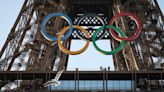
[92, 25, 125, 55]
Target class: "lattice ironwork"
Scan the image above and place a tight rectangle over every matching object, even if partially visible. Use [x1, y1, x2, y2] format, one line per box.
[72, 13, 110, 39]
[0, 0, 164, 91]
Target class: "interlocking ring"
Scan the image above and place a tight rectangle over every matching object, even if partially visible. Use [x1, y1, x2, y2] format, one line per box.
[76, 13, 106, 41]
[92, 25, 125, 55]
[40, 12, 141, 55]
[41, 13, 73, 41]
[58, 25, 90, 55]
[109, 12, 142, 41]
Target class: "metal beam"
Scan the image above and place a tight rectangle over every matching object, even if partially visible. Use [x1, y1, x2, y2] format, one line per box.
[0, 71, 163, 81]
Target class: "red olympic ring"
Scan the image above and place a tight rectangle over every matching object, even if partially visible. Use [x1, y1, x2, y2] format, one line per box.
[109, 12, 142, 41]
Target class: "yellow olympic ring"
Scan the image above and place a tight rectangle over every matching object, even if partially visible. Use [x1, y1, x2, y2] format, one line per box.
[58, 25, 90, 55]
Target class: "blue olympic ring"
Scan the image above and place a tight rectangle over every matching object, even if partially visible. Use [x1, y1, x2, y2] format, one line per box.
[40, 13, 73, 41]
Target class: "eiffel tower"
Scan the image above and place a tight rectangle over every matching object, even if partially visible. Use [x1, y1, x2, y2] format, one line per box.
[0, 0, 164, 92]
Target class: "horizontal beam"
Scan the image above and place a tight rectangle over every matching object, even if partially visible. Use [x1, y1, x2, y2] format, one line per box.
[68, 0, 113, 5]
[0, 71, 163, 81]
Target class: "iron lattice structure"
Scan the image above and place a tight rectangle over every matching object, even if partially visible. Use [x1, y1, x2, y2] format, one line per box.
[0, 0, 164, 91]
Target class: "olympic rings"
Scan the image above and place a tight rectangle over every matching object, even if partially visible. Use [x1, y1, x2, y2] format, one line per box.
[92, 25, 125, 55]
[109, 12, 142, 41]
[76, 13, 106, 41]
[40, 12, 141, 55]
[41, 13, 73, 41]
[58, 25, 90, 55]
